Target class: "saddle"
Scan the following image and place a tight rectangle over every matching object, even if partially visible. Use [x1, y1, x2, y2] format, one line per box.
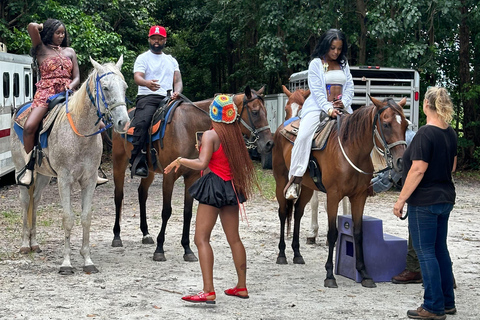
[124, 98, 183, 149]
[13, 91, 69, 177]
[280, 111, 335, 150]
[280, 112, 336, 193]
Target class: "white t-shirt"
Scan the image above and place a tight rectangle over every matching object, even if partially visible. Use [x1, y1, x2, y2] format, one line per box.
[133, 50, 180, 96]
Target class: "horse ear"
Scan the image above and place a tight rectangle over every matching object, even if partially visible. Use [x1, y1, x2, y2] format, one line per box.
[90, 56, 102, 70]
[398, 97, 407, 108]
[303, 89, 311, 98]
[245, 86, 252, 99]
[256, 86, 265, 96]
[116, 54, 124, 69]
[282, 85, 292, 97]
[368, 95, 383, 108]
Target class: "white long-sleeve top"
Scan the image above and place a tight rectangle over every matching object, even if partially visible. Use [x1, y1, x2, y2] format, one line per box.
[301, 58, 354, 117]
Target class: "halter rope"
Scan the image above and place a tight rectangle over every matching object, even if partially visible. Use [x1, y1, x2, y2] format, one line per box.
[237, 94, 270, 149]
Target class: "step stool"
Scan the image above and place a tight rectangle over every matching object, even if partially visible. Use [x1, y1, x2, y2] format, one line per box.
[335, 215, 407, 282]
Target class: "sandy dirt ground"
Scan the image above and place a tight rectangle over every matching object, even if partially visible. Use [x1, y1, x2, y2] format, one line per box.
[0, 164, 479, 320]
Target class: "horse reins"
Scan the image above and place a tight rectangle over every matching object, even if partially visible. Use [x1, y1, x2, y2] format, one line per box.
[238, 94, 270, 149]
[337, 105, 406, 175]
[66, 71, 126, 137]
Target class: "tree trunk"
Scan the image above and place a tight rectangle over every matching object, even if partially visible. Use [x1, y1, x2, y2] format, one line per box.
[355, 0, 367, 65]
[458, 1, 479, 168]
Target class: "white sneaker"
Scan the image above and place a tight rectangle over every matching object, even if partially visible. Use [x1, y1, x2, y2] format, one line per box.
[96, 176, 108, 186]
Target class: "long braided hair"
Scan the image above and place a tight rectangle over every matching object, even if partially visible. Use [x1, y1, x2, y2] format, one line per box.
[30, 19, 69, 72]
[211, 121, 257, 200]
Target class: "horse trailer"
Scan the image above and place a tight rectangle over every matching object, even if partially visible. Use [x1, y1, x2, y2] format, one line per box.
[0, 52, 34, 178]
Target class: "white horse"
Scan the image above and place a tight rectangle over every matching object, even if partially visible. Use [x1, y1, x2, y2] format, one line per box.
[10, 56, 130, 274]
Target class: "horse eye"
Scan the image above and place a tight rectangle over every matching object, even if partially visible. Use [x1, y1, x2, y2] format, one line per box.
[252, 110, 259, 116]
[383, 122, 390, 129]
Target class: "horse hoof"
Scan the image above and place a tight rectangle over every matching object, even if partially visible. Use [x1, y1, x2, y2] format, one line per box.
[19, 247, 31, 254]
[276, 256, 288, 265]
[361, 279, 376, 288]
[293, 256, 305, 264]
[83, 265, 99, 274]
[153, 252, 166, 262]
[59, 266, 75, 275]
[31, 245, 42, 253]
[111, 239, 123, 247]
[142, 236, 155, 244]
[183, 253, 198, 262]
[306, 237, 316, 245]
[324, 279, 338, 288]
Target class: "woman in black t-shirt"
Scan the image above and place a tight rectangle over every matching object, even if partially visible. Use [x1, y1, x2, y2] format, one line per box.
[393, 87, 457, 320]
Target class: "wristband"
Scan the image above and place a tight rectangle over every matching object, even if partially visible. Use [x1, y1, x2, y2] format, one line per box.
[176, 157, 182, 166]
[328, 108, 334, 117]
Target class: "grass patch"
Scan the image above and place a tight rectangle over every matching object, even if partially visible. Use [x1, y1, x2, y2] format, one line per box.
[454, 170, 480, 182]
[1, 209, 21, 228]
[254, 162, 276, 200]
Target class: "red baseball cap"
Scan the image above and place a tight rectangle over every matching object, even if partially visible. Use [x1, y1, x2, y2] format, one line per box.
[148, 26, 167, 37]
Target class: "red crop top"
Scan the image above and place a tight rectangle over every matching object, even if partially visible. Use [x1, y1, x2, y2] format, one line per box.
[208, 143, 232, 181]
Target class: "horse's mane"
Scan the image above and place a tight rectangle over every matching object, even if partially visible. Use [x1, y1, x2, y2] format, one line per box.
[339, 98, 403, 146]
[58, 62, 124, 121]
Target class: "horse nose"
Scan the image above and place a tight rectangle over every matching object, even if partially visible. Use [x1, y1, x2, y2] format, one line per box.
[395, 158, 403, 172]
[265, 140, 274, 153]
[120, 120, 130, 132]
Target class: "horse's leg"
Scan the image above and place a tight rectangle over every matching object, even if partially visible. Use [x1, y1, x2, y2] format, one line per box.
[341, 197, 351, 215]
[153, 173, 175, 262]
[79, 177, 99, 274]
[138, 173, 155, 244]
[56, 175, 75, 275]
[112, 147, 129, 247]
[292, 187, 313, 264]
[324, 192, 342, 288]
[350, 194, 376, 288]
[181, 173, 199, 262]
[306, 190, 319, 244]
[274, 171, 291, 264]
[19, 175, 50, 253]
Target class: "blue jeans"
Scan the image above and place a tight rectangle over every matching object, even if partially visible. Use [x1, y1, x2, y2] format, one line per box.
[408, 203, 455, 315]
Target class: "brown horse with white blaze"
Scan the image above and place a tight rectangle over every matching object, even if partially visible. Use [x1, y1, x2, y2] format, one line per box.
[111, 86, 273, 262]
[272, 95, 407, 288]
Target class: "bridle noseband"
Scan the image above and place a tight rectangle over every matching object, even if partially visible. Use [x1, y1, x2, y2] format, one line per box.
[237, 94, 270, 149]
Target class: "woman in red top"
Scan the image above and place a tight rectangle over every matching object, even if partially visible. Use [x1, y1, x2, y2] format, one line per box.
[164, 94, 257, 304]
[18, 19, 80, 186]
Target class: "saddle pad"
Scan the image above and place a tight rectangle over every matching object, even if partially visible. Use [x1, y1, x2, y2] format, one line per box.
[123, 99, 181, 143]
[13, 103, 63, 148]
[280, 118, 336, 151]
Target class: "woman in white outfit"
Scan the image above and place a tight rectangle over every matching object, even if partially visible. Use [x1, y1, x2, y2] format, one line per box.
[285, 29, 354, 199]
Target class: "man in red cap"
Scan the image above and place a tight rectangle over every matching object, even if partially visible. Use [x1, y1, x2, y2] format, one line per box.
[129, 25, 183, 177]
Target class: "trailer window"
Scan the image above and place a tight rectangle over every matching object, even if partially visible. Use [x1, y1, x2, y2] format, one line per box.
[24, 74, 30, 97]
[13, 73, 20, 97]
[3, 72, 9, 98]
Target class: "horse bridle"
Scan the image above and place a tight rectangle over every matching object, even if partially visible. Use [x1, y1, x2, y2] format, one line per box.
[66, 71, 126, 137]
[338, 105, 406, 175]
[237, 94, 270, 149]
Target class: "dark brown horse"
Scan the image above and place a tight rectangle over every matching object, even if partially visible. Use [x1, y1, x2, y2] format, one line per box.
[272, 96, 407, 288]
[111, 86, 273, 262]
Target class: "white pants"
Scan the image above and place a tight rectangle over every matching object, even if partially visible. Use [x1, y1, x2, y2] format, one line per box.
[289, 110, 321, 179]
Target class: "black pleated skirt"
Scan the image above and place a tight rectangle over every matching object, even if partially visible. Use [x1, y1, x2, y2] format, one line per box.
[188, 172, 246, 208]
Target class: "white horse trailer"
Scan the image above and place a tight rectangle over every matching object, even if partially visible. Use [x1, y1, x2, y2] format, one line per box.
[0, 52, 34, 178]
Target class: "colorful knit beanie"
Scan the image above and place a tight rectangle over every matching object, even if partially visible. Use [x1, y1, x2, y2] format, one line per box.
[209, 94, 237, 124]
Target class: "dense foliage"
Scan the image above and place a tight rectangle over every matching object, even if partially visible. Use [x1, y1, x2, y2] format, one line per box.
[1, 0, 479, 168]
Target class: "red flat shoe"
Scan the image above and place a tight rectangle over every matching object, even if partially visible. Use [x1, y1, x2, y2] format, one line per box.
[182, 291, 216, 304]
[224, 286, 249, 299]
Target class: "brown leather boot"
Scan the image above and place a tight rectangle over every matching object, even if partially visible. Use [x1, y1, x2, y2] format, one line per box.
[407, 307, 446, 320]
[392, 269, 422, 284]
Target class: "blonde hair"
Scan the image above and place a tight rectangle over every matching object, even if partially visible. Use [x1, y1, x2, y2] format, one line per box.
[424, 87, 454, 124]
